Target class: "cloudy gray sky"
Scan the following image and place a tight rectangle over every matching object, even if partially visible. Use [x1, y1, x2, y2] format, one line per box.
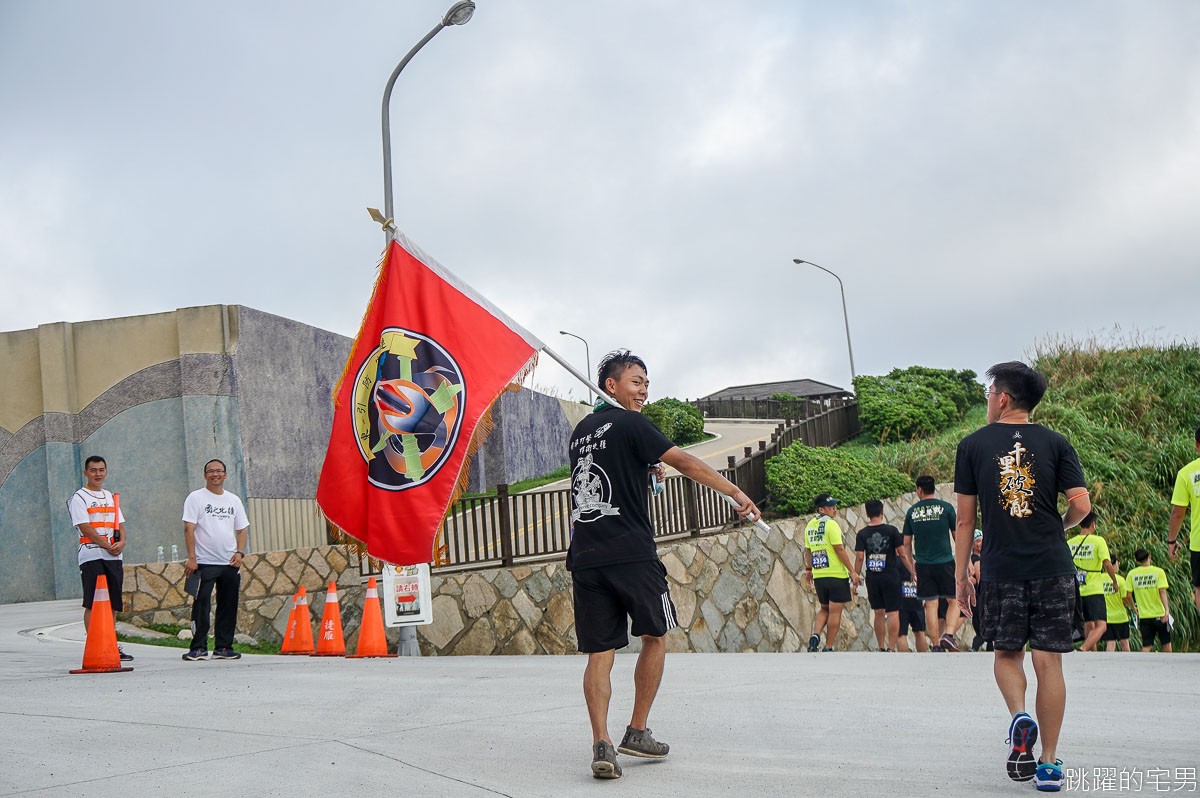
[2, 1, 1197, 402]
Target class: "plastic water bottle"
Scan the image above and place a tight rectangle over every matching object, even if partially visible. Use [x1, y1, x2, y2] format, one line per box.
[170, 544, 179, 561]
[156, 545, 164, 563]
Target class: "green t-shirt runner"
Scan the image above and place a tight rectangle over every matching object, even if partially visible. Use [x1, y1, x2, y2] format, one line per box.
[1171, 456, 1200, 553]
[805, 516, 848, 579]
[1066, 533, 1112, 596]
[903, 498, 956, 565]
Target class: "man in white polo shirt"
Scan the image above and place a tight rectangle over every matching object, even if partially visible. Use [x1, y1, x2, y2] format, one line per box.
[181, 458, 249, 661]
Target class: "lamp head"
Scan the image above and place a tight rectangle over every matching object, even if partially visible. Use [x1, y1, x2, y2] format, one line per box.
[793, 258, 805, 265]
[443, 0, 475, 26]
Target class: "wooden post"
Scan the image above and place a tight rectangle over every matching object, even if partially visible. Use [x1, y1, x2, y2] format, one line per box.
[497, 483, 513, 567]
[727, 455, 737, 469]
[683, 479, 701, 536]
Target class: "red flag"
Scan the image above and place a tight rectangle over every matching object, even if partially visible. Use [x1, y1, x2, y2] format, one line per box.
[317, 235, 542, 566]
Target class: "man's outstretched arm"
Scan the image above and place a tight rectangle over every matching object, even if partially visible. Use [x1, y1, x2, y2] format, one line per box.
[659, 447, 760, 521]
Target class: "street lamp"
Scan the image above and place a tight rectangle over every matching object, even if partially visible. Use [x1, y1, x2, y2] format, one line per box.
[559, 330, 593, 402]
[793, 258, 856, 386]
[376, 1, 476, 244]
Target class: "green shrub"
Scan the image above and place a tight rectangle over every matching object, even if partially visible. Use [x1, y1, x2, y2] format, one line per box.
[765, 443, 913, 516]
[853, 366, 984, 444]
[644, 397, 706, 446]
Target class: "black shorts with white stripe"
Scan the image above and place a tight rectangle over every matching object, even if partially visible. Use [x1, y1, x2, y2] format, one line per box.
[570, 559, 677, 653]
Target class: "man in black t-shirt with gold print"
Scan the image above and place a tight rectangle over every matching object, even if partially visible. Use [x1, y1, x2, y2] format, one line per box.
[568, 350, 760, 780]
[954, 361, 1090, 792]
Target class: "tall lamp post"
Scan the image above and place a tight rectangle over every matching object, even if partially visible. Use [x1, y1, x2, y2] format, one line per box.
[559, 330, 593, 402]
[373, 0, 476, 244]
[793, 258, 856, 386]
[370, 2, 475, 657]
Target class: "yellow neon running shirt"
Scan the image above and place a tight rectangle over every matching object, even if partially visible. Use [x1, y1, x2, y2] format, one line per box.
[1066, 533, 1111, 596]
[1171, 456, 1200, 552]
[1100, 573, 1129, 624]
[1126, 565, 1169, 619]
[805, 516, 848, 579]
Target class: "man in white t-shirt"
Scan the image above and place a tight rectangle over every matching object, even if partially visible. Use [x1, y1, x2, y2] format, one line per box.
[181, 458, 249, 661]
[68, 454, 133, 661]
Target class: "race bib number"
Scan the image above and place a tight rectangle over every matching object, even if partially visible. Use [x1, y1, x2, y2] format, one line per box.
[811, 551, 830, 570]
[902, 581, 917, 598]
[867, 554, 887, 573]
[1075, 570, 1087, 586]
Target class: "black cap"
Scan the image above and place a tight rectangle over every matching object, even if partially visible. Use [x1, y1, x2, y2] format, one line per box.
[814, 493, 839, 508]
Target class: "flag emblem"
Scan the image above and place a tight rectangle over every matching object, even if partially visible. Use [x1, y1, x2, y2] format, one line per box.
[352, 327, 466, 490]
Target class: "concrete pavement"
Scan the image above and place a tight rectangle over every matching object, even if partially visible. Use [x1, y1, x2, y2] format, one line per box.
[2, 599, 1196, 796]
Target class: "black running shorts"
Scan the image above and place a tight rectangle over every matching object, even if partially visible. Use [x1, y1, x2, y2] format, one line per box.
[899, 603, 925, 635]
[1101, 621, 1129, 641]
[915, 561, 956, 601]
[1080, 593, 1107, 623]
[814, 576, 851, 606]
[80, 559, 124, 611]
[1191, 550, 1200, 588]
[1138, 618, 1171, 648]
[571, 560, 677, 653]
[976, 574, 1075, 653]
[866, 573, 902, 613]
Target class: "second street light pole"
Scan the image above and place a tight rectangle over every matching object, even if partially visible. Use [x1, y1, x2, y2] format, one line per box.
[558, 330, 593, 403]
[794, 258, 856, 385]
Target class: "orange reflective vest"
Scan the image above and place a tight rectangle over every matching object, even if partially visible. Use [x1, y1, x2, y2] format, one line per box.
[79, 492, 120, 545]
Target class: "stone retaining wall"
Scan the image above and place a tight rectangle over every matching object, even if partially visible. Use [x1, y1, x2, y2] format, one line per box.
[121, 485, 973, 655]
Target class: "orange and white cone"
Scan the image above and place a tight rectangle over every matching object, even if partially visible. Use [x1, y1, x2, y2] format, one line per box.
[347, 577, 397, 658]
[279, 590, 300, 654]
[70, 574, 133, 674]
[312, 582, 346, 657]
[281, 585, 314, 655]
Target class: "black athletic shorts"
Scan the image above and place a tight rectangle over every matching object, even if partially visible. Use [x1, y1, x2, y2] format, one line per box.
[899, 601, 925, 635]
[1138, 618, 1171, 648]
[1081, 593, 1107, 623]
[571, 559, 676, 653]
[866, 573, 902, 613]
[1101, 621, 1129, 641]
[814, 576, 851, 606]
[80, 559, 124, 611]
[915, 561, 956, 601]
[1191, 550, 1200, 588]
[976, 574, 1076, 653]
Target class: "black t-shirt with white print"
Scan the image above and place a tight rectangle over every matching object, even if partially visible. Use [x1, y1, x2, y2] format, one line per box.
[566, 407, 674, 571]
[854, 523, 904, 578]
[953, 422, 1085, 582]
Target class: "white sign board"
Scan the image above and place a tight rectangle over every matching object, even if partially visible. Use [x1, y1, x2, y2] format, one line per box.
[380, 563, 433, 627]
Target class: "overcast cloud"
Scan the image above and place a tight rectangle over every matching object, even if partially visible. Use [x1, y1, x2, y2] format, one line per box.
[2, 1, 1197, 402]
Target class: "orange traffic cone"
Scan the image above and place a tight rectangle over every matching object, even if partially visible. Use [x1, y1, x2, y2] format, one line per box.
[279, 590, 300, 654]
[281, 585, 314, 655]
[347, 577, 397, 658]
[312, 582, 346, 656]
[70, 574, 133, 674]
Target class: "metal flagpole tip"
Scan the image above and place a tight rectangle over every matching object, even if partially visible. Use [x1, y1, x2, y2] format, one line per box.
[443, 0, 475, 26]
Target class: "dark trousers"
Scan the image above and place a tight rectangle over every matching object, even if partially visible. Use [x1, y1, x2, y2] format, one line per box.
[191, 564, 241, 651]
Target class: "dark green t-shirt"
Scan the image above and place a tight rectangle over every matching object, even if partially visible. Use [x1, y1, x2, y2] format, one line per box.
[903, 498, 956, 565]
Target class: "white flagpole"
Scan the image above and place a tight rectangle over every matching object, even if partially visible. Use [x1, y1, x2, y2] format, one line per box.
[540, 345, 771, 534]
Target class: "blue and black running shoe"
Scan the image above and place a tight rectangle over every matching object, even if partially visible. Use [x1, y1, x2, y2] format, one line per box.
[1035, 758, 1063, 791]
[1006, 712, 1039, 781]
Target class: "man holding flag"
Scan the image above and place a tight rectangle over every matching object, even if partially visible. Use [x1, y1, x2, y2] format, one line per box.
[567, 350, 760, 780]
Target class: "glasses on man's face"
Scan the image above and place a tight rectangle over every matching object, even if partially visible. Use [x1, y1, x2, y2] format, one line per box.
[205, 469, 226, 475]
[985, 388, 1007, 399]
